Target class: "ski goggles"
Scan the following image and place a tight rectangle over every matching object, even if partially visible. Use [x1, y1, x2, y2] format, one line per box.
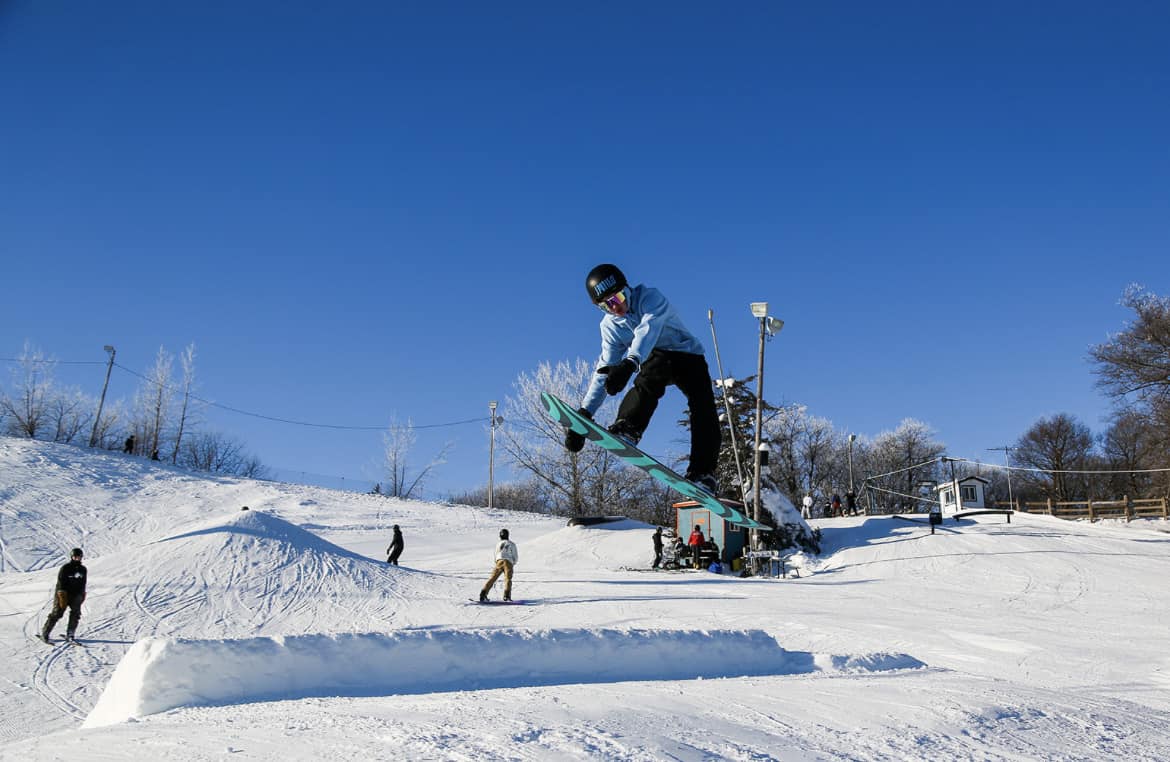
[597, 290, 627, 313]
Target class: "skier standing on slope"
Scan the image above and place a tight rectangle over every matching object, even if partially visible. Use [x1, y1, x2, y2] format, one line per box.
[563, 263, 721, 495]
[41, 548, 87, 643]
[480, 529, 518, 602]
[386, 525, 404, 565]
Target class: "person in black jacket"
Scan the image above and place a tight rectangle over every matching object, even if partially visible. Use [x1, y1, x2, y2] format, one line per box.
[41, 548, 87, 643]
[651, 527, 664, 569]
[386, 525, 404, 566]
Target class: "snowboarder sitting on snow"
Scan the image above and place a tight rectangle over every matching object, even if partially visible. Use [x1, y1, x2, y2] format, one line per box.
[386, 525, 404, 566]
[42, 547, 87, 643]
[480, 529, 519, 602]
[563, 264, 721, 496]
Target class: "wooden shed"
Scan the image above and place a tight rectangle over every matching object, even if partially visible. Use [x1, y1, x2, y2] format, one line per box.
[673, 499, 750, 564]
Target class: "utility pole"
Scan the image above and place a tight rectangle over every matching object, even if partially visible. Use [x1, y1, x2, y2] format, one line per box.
[488, 401, 501, 509]
[89, 345, 116, 448]
[988, 446, 1016, 509]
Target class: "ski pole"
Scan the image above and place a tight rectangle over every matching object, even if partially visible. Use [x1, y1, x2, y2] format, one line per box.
[708, 309, 749, 505]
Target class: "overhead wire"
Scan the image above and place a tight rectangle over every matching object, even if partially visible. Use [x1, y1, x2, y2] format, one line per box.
[108, 361, 487, 431]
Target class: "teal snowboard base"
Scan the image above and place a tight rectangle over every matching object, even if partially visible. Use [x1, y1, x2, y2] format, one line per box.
[541, 392, 767, 530]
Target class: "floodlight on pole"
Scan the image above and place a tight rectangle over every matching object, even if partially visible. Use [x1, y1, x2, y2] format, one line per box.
[89, 345, 116, 448]
[748, 301, 782, 550]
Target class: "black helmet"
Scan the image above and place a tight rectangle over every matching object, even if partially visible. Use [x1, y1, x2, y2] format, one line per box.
[499, 528, 509, 540]
[585, 264, 627, 303]
[71, 548, 83, 558]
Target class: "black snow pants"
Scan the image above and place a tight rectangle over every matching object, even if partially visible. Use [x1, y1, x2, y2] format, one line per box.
[614, 349, 721, 477]
[43, 591, 83, 637]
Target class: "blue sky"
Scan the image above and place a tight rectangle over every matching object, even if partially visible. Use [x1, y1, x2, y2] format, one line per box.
[2, 2, 1168, 497]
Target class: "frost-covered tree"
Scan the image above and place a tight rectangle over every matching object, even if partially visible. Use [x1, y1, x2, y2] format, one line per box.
[380, 417, 452, 499]
[1, 342, 55, 438]
[130, 346, 174, 459]
[91, 400, 127, 450]
[45, 386, 93, 444]
[503, 359, 659, 517]
[171, 343, 199, 463]
[1090, 285, 1170, 409]
[180, 431, 266, 477]
[864, 420, 946, 513]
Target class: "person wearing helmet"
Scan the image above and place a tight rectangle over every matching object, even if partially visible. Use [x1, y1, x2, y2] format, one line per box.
[41, 548, 87, 643]
[480, 528, 519, 602]
[566, 263, 720, 495]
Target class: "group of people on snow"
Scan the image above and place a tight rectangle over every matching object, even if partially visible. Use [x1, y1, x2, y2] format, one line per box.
[652, 525, 722, 571]
[37, 521, 519, 645]
[801, 491, 860, 519]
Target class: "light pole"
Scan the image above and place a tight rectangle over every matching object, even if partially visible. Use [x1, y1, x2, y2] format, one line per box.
[89, 345, 116, 448]
[488, 401, 501, 509]
[749, 302, 783, 549]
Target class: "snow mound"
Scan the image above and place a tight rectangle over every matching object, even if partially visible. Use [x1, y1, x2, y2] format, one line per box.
[154, 507, 367, 561]
[84, 628, 926, 727]
[97, 509, 458, 639]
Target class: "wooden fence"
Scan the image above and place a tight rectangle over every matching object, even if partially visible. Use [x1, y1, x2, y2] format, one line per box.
[994, 496, 1169, 522]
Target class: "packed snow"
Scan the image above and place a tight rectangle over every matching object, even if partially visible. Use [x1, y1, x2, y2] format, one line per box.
[2, 436, 1170, 760]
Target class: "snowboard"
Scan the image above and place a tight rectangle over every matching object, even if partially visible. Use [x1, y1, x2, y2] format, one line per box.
[541, 392, 766, 530]
[468, 599, 530, 606]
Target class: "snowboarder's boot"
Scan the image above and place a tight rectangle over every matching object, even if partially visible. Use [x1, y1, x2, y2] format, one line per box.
[607, 420, 642, 446]
[65, 631, 75, 642]
[685, 471, 718, 496]
[503, 594, 512, 602]
[479, 590, 488, 603]
[40, 630, 51, 644]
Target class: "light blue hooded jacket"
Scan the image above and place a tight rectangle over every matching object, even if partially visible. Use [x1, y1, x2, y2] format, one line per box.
[580, 283, 706, 415]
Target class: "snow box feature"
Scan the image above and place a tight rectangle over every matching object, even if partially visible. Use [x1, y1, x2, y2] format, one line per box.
[84, 628, 924, 726]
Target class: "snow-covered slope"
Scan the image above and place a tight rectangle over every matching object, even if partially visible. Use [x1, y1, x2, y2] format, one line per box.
[3, 436, 1170, 760]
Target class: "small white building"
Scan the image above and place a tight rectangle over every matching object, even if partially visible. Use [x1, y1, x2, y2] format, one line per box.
[935, 476, 990, 513]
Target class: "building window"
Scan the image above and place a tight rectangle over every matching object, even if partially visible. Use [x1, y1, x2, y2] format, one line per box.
[961, 485, 977, 503]
[942, 489, 954, 505]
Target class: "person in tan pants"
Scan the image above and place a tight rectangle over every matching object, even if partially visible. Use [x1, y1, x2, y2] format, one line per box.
[480, 529, 518, 602]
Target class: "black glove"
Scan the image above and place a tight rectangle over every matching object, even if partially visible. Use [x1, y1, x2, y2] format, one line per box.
[599, 358, 637, 396]
[565, 408, 591, 452]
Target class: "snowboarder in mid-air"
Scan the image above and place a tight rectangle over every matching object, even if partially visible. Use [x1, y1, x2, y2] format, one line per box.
[564, 264, 721, 495]
[480, 529, 518, 602]
[41, 548, 87, 643]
